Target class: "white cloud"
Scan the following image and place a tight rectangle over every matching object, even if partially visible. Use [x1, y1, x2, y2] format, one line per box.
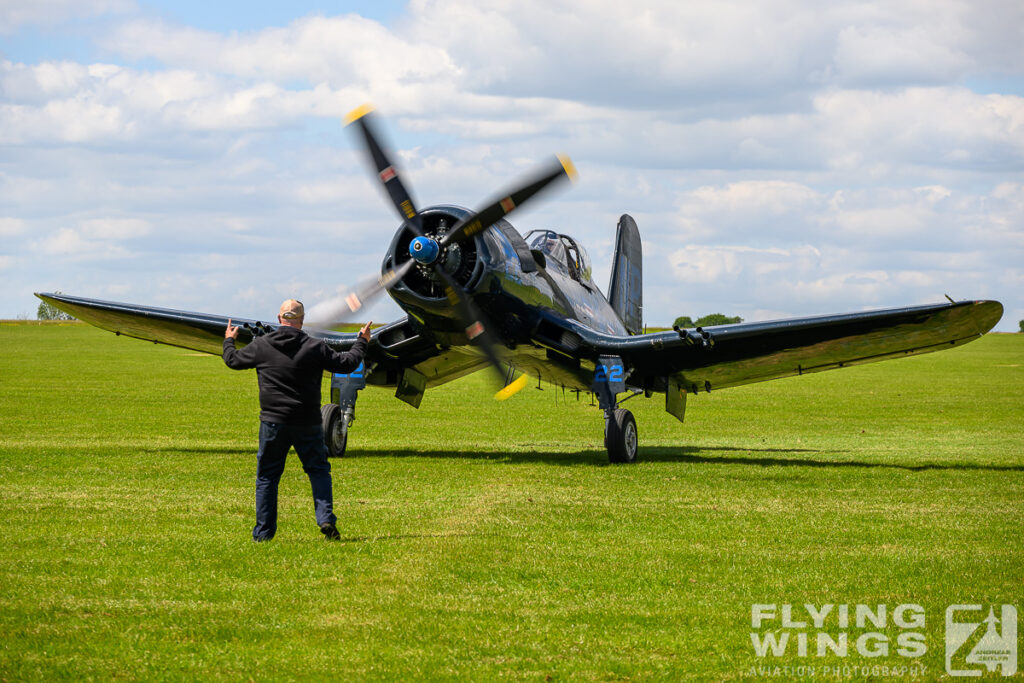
[659, 174, 1020, 322]
[36, 227, 88, 255]
[832, 23, 971, 86]
[814, 88, 1024, 171]
[0, 60, 274, 142]
[669, 244, 822, 283]
[404, 0, 1023, 105]
[0, 0, 133, 34]
[32, 223, 141, 261]
[683, 181, 823, 220]
[2, 61, 90, 101]
[0, 217, 26, 237]
[104, 15, 456, 93]
[0, 1, 1020, 330]
[80, 218, 149, 239]
[790, 269, 893, 304]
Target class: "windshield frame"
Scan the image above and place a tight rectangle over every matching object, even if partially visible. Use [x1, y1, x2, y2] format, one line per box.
[525, 230, 592, 283]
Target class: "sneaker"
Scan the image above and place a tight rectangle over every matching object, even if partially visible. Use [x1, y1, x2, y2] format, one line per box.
[320, 523, 340, 540]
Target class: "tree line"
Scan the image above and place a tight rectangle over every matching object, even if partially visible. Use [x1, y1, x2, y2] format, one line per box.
[672, 313, 743, 329]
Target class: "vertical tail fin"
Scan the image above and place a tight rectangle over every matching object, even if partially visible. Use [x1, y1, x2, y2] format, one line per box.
[607, 214, 643, 335]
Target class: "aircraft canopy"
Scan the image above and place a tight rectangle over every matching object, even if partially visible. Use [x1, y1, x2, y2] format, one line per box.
[525, 230, 592, 282]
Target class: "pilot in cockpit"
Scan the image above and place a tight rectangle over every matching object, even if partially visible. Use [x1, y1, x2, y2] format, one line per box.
[527, 230, 567, 265]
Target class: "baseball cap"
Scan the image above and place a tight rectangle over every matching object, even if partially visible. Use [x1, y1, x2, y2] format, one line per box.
[279, 299, 305, 319]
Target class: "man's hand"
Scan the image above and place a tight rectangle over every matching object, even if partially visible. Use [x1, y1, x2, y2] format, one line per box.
[358, 321, 373, 341]
[225, 319, 240, 340]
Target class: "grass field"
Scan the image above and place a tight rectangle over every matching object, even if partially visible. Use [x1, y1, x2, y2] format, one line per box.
[1, 322, 1022, 680]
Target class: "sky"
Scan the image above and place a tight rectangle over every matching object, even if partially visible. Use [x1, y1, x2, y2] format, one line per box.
[2, 0, 1022, 331]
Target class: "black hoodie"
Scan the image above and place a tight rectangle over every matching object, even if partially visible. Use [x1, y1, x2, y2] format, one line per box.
[223, 326, 367, 425]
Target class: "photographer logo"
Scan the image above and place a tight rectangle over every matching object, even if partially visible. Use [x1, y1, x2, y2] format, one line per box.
[945, 605, 1016, 677]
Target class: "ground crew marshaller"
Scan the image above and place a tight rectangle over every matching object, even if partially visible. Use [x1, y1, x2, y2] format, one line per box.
[223, 299, 370, 541]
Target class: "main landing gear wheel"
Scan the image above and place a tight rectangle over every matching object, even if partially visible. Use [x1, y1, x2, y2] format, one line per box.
[605, 408, 638, 464]
[321, 403, 348, 458]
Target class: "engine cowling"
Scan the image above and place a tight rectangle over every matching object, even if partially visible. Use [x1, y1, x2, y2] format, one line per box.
[384, 205, 484, 307]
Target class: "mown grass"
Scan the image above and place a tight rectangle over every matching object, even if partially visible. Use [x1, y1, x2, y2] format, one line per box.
[1, 323, 1022, 680]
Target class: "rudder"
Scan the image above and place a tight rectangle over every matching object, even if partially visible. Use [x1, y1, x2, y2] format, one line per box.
[607, 214, 643, 335]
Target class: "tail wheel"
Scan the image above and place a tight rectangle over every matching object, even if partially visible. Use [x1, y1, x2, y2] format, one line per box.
[605, 408, 638, 464]
[321, 403, 348, 458]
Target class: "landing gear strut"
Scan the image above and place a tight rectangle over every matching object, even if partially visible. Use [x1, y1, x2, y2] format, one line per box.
[593, 355, 638, 464]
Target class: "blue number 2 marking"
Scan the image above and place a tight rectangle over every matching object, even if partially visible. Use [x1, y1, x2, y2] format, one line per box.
[595, 364, 623, 382]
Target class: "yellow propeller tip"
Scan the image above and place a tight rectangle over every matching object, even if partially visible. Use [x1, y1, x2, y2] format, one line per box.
[557, 154, 578, 182]
[344, 103, 374, 126]
[494, 374, 528, 401]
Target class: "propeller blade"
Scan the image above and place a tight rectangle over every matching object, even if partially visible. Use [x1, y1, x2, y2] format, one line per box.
[439, 155, 577, 248]
[434, 268, 509, 385]
[306, 260, 415, 329]
[494, 373, 528, 401]
[345, 104, 423, 236]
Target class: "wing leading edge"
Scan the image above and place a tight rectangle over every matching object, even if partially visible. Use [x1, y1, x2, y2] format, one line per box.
[35, 292, 485, 393]
[38, 292, 1003, 398]
[35, 292, 368, 356]
[538, 299, 1002, 393]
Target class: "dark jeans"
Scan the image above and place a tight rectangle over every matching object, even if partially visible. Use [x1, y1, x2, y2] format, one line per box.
[253, 422, 335, 541]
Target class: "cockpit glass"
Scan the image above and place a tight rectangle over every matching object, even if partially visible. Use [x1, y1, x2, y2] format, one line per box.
[526, 230, 567, 266]
[525, 229, 593, 281]
[567, 239, 592, 281]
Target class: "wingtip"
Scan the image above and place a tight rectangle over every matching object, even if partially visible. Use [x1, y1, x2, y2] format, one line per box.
[557, 154, 578, 183]
[981, 299, 1004, 324]
[344, 103, 374, 126]
[962, 299, 1004, 336]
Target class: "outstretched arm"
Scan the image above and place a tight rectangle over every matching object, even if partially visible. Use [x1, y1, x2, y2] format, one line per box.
[222, 318, 259, 369]
[322, 321, 371, 373]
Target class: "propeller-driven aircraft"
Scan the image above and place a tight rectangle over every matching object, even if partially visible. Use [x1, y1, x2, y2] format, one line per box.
[37, 107, 1003, 463]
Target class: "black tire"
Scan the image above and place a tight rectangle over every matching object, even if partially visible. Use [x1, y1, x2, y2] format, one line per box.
[321, 403, 348, 458]
[605, 408, 638, 464]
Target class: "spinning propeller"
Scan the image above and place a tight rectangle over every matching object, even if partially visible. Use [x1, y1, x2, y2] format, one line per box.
[306, 105, 576, 399]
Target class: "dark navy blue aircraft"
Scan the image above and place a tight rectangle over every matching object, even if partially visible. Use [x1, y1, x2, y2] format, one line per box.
[38, 107, 1003, 463]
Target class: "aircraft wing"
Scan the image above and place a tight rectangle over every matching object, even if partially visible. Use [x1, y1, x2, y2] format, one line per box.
[35, 292, 496, 396]
[35, 292, 395, 363]
[539, 299, 1003, 393]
